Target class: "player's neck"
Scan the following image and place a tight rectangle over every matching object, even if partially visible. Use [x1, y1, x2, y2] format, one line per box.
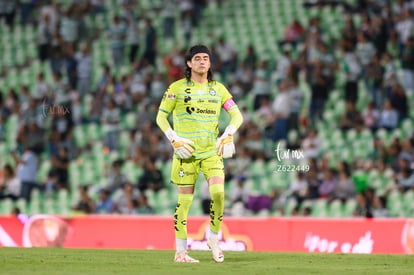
[191, 73, 208, 84]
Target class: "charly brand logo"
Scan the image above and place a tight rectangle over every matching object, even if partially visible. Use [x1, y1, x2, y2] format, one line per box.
[42, 100, 70, 117]
[184, 96, 191, 103]
[273, 142, 309, 173]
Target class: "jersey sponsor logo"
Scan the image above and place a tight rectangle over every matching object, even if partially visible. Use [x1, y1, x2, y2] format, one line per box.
[209, 89, 216, 96]
[186, 106, 195, 114]
[185, 88, 191, 94]
[184, 96, 191, 103]
[186, 107, 216, 115]
[208, 99, 219, 103]
[195, 108, 216, 115]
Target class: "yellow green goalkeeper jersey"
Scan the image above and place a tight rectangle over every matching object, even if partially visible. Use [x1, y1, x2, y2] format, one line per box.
[159, 78, 235, 159]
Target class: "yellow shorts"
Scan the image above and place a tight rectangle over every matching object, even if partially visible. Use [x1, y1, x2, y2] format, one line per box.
[171, 154, 224, 185]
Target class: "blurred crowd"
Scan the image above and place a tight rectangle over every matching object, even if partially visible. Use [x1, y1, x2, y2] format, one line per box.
[0, 0, 414, 217]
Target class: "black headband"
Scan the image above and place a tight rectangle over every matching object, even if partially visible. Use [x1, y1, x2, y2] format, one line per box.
[187, 45, 211, 60]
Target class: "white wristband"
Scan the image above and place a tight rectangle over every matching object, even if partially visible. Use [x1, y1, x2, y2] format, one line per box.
[165, 129, 177, 142]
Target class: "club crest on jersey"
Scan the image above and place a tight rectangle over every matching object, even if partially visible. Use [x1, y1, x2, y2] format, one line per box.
[209, 89, 216, 96]
[167, 94, 176, 100]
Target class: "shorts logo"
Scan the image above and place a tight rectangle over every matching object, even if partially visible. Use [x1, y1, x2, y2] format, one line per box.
[178, 169, 185, 177]
[186, 106, 195, 114]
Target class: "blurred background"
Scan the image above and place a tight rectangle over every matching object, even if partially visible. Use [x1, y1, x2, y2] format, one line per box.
[0, 0, 413, 220]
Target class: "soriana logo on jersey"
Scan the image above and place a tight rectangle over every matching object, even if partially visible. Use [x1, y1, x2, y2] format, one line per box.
[187, 221, 253, 251]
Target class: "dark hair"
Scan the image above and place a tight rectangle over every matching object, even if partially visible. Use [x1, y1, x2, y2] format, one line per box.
[185, 45, 214, 84]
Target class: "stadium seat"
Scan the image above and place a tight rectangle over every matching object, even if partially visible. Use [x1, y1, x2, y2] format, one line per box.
[328, 199, 343, 217]
[311, 199, 328, 217]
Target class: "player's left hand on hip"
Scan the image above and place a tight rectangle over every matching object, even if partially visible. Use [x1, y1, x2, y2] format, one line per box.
[216, 125, 237, 158]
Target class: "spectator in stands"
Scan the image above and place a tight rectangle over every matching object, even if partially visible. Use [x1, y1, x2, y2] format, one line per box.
[400, 36, 414, 92]
[106, 160, 128, 194]
[356, 32, 377, 71]
[228, 175, 251, 216]
[275, 47, 292, 84]
[113, 183, 140, 214]
[19, 0, 35, 26]
[301, 129, 320, 160]
[32, 72, 50, 101]
[50, 103, 74, 142]
[137, 157, 164, 193]
[254, 96, 274, 140]
[59, 4, 79, 49]
[287, 172, 308, 206]
[102, 98, 121, 151]
[108, 15, 127, 68]
[161, 0, 176, 40]
[75, 43, 93, 96]
[332, 168, 355, 203]
[37, 12, 53, 63]
[72, 185, 95, 214]
[398, 139, 414, 164]
[142, 18, 157, 66]
[215, 37, 237, 80]
[12, 147, 40, 202]
[271, 80, 291, 142]
[305, 168, 321, 199]
[378, 99, 399, 131]
[95, 188, 115, 214]
[342, 40, 361, 104]
[396, 167, 414, 193]
[371, 195, 389, 218]
[281, 19, 304, 49]
[0, 164, 21, 201]
[382, 52, 398, 97]
[136, 194, 154, 214]
[318, 168, 338, 200]
[308, 60, 328, 126]
[233, 61, 254, 95]
[243, 44, 258, 71]
[50, 146, 69, 191]
[362, 102, 380, 132]
[251, 60, 272, 111]
[288, 79, 303, 131]
[365, 53, 384, 108]
[389, 83, 408, 123]
[340, 101, 363, 131]
[371, 137, 388, 163]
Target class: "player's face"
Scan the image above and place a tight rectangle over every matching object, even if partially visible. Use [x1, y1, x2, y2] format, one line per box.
[187, 53, 210, 75]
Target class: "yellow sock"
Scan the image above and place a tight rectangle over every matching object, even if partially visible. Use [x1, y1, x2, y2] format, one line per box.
[209, 184, 224, 234]
[174, 194, 193, 240]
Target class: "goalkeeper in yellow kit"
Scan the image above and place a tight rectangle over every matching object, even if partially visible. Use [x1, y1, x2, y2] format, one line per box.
[156, 45, 243, 263]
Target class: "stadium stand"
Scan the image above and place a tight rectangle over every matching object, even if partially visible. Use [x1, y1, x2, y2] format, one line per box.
[0, 0, 413, 218]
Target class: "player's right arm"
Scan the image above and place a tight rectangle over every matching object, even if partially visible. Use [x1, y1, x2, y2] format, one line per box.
[156, 84, 194, 159]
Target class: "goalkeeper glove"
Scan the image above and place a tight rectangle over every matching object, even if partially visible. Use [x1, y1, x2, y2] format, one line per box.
[165, 129, 195, 159]
[216, 125, 237, 158]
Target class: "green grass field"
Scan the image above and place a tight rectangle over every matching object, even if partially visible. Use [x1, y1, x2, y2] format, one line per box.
[0, 248, 413, 275]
